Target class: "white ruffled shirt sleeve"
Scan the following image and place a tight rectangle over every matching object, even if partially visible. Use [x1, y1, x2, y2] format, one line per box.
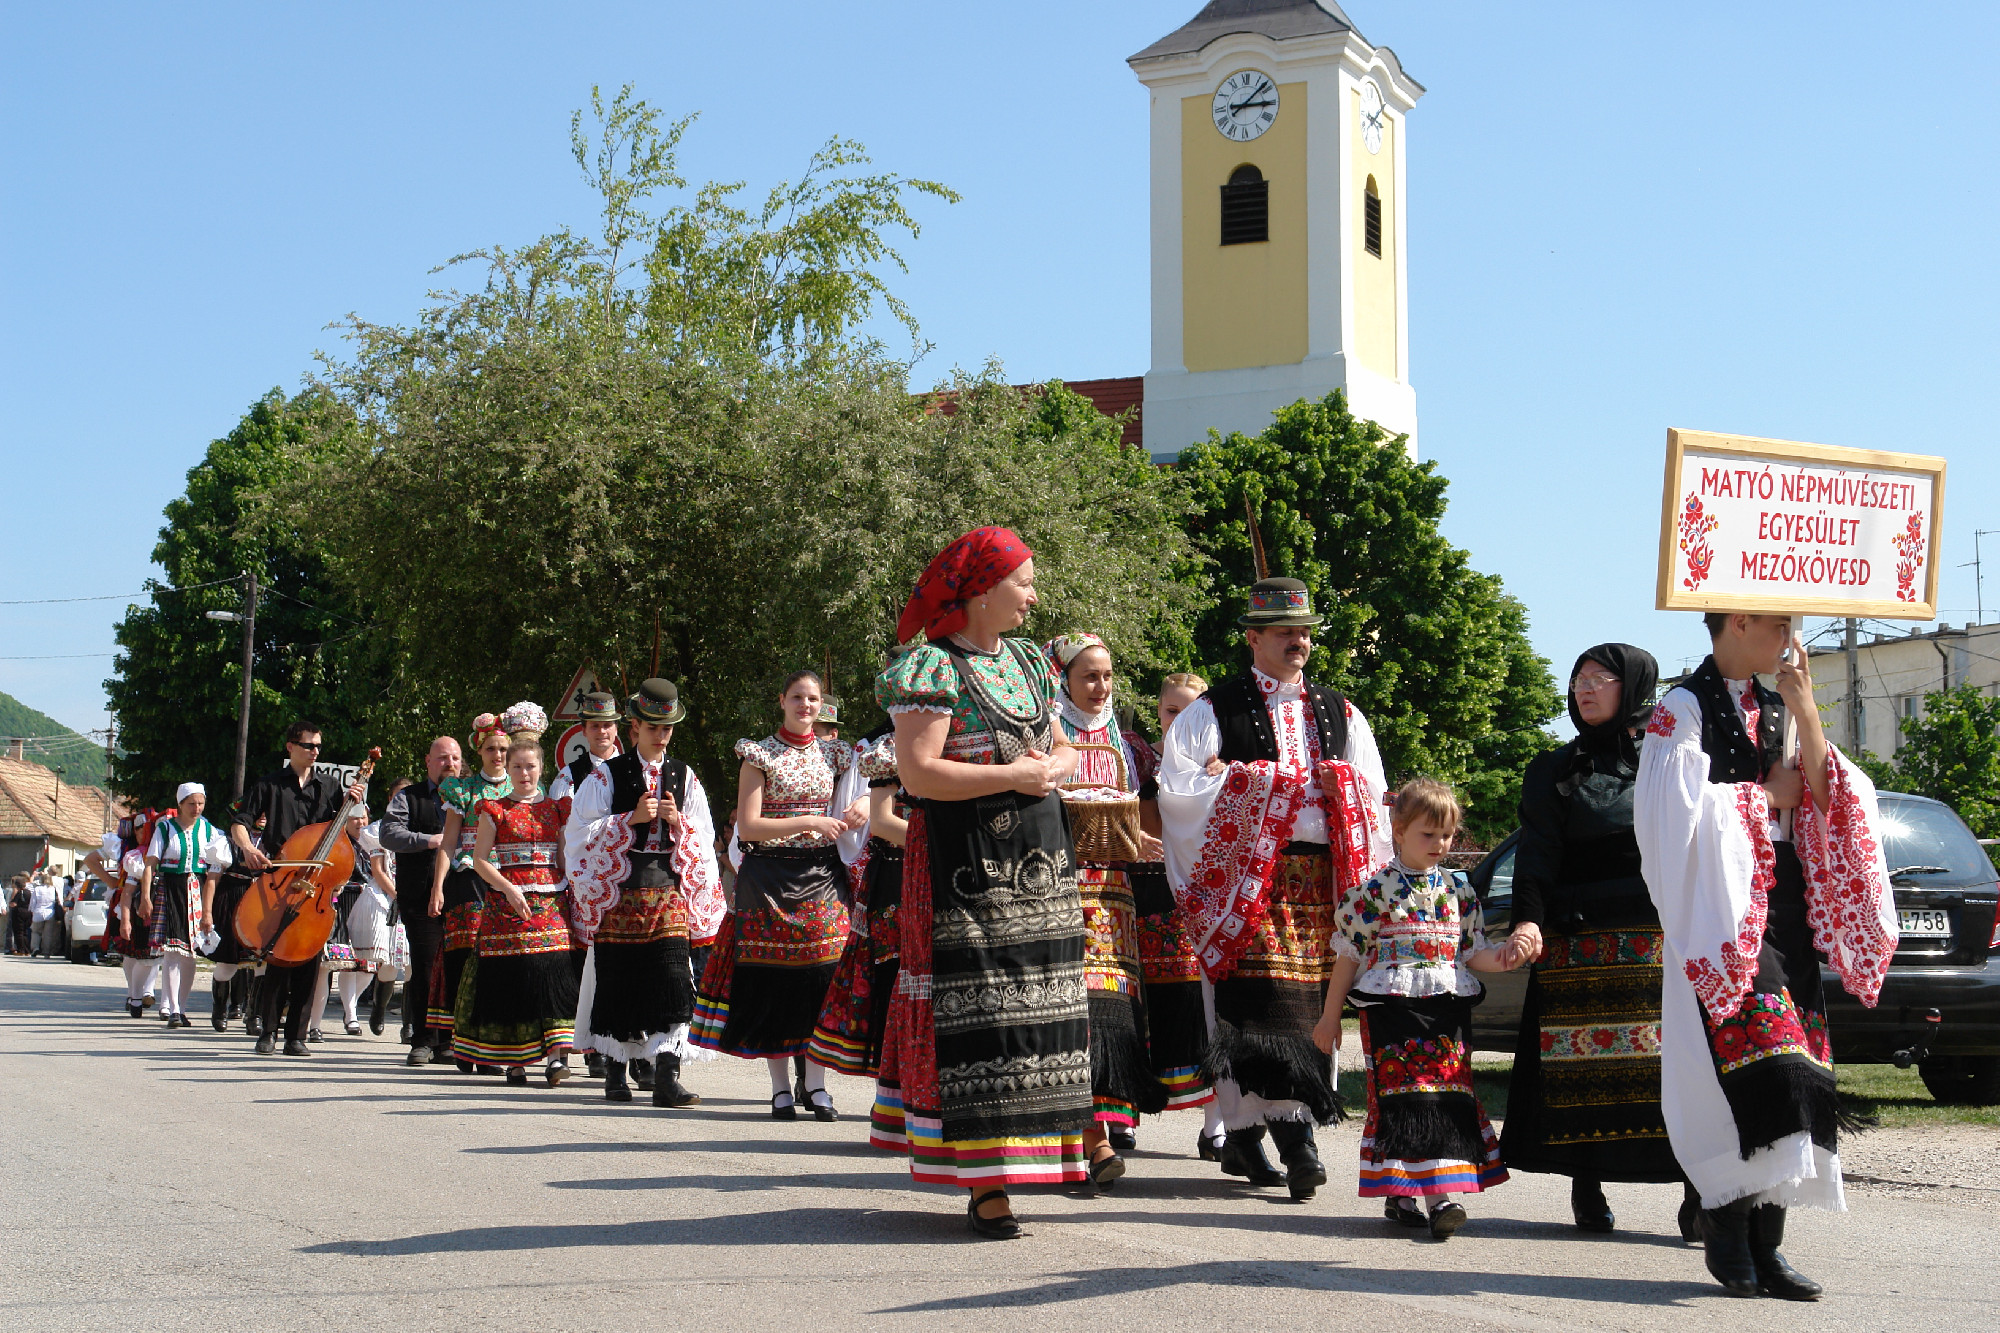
[1156, 696, 1222, 902]
[675, 773, 725, 943]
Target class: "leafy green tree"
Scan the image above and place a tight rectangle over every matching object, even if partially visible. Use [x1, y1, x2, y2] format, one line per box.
[260, 88, 1197, 803]
[1872, 683, 2000, 836]
[1176, 390, 1561, 841]
[106, 390, 387, 809]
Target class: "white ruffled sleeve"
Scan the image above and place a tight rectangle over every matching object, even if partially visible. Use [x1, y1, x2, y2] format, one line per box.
[1340, 701, 1395, 870]
[1156, 696, 1224, 899]
[563, 762, 631, 943]
[673, 774, 725, 944]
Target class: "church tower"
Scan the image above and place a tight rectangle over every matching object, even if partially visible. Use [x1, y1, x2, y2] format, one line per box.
[1129, 1, 1422, 459]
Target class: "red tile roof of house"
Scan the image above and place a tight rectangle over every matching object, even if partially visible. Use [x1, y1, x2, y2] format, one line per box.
[0, 758, 120, 845]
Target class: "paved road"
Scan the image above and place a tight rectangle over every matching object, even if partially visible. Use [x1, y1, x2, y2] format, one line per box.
[2, 955, 1991, 1331]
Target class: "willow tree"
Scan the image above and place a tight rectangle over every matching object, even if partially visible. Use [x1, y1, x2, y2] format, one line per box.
[263, 87, 1197, 799]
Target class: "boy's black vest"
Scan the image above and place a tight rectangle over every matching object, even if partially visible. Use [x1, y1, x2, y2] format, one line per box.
[1683, 656, 1786, 784]
[392, 781, 444, 911]
[1207, 674, 1349, 768]
[604, 750, 689, 855]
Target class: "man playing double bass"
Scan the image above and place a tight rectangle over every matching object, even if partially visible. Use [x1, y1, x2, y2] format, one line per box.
[232, 720, 367, 1057]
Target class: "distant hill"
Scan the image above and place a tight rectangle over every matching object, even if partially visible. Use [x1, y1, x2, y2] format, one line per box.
[0, 690, 109, 789]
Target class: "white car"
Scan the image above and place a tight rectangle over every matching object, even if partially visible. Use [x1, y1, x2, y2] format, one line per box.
[66, 880, 113, 963]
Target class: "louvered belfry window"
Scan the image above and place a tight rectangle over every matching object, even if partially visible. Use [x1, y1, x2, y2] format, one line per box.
[1220, 164, 1268, 245]
[1363, 177, 1383, 257]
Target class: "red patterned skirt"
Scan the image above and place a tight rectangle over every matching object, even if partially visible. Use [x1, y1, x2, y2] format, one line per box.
[1080, 863, 1166, 1125]
[692, 844, 848, 1059]
[450, 888, 578, 1067]
[1357, 992, 1507, 1197]
[1132, 861, 1212, 1107]
[808, 839, 902, 1076]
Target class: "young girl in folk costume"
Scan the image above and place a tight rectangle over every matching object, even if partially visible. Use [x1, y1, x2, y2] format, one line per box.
[138, 784, 232, 1028]
[87, 813, 161, 1017]
[1315, 778, 1526, 1239]
[1045, 632, 1168, 1186]
[430, 711, 515, 1070]
[694, 669, 861, 1119]
[1135, 671, 1226, 1159]
[456, 702, 580, 1087]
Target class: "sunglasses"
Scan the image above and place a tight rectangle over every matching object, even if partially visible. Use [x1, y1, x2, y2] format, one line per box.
[289, 740, 323, 751]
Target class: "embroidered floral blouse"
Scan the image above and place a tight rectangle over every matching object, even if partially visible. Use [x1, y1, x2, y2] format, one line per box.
[875, 637, 1058, 765]
[1333, 858, 1484, 998]
[736, 734, 854, 849]
[440, 770, 517, 869]
[855, 734, 913, 822]
[477, 796, 572, 889]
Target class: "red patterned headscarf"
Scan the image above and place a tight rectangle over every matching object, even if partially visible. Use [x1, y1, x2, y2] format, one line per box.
[896, 527, 1034, 642]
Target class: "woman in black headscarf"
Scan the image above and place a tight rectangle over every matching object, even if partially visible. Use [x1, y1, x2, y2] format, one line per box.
[1499, 643, 1697, 1238]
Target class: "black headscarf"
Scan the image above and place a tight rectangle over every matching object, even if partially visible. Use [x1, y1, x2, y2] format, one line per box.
[1564, 642, 1659, 777]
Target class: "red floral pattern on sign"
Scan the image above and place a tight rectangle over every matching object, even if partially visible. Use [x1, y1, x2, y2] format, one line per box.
[1892, 512, 1925, 603]
[1678, 491, 1719, 591]
[1176, 760, 1307, 981]
[1792, 748, 1897, 1008]
[1685, 783, 1774, 1022]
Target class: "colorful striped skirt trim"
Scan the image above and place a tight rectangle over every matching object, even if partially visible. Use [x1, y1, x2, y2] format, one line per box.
[868, 1083, 1088, 1186]
[1158, 1064, 1215, 1110]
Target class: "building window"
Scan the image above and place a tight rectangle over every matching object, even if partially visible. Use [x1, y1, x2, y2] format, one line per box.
[1220, 165, 1268, 245]
[1363, 177, 1382, 256]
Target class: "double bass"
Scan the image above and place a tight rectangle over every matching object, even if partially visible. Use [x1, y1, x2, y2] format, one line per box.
[233, 748, 380, 965]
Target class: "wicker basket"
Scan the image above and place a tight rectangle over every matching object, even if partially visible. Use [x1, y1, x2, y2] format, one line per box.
[1061, 741, 1144, 864]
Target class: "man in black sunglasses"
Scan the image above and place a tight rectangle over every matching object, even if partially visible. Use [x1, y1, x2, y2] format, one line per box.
[230, 719, 367, 1056]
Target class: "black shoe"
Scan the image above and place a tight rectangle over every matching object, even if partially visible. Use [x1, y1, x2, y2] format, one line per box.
[604, 1063, 634, 1102]
[1678, 1181, 1703, 1244]
[1108, 1124, 1137, 1152]
[1750, 1204, 1824, 1300]
[1089, 1150, 1127, 1191]
[546, 1059, 570, 1088]
[369, 981, 388, 1035]
[805, 1088, 836, 1121]
[254, 1034, 277, 1055]
[654, 1054, 701, 1108]
[126, 999, 145, 1019]
[211, 982, 229, 1031]
[629, 1057, 655, 1091]
[455, 1058, 475, 1074]
[406, 1045, 434, 1067]
[400, 1023, 414, 1045]
[306, 1029, 324, 1044]
[967, 1189, 1022, 1240]
[1700, 1200, 1761, 1297]
[1219, 1126, 1284, 1186]
[1268, 1120, 1327, 1201]
[1428, 1200, 1469, 1239]
[1196, 1129, 1225, 1161]
[175, 1013, 193, 1028]
[283, 1039, 311, 1057]
[584, 1050, 606, 1079]
[344, 1021, 362, 1036]
[244, 1012, 265, 1039]
[770, 1091, 798, 1120]
[1385, 1197, 1429, 1228]
[1570, 1177, 1615, 1233]
[505, 1067, 529, 1086]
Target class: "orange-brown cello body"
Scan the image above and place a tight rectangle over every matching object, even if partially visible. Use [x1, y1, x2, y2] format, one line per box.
[233, 748, 379, 965]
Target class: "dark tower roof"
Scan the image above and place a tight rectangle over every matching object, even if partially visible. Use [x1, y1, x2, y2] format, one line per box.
[1129, 0, 1363, 64]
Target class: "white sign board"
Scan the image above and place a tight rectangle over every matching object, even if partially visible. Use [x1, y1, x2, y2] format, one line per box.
[1657, 429, 1945, 619]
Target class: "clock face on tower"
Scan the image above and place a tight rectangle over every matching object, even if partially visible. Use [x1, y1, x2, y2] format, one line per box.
[1211, 70, 1278, 142]
[1359, 79, 1384, 154]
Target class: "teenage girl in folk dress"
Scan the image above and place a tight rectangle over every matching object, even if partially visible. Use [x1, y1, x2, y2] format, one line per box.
[430, 713, 515, 1070]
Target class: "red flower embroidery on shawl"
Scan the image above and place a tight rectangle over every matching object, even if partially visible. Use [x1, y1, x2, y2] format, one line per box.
[1792, 748, 1897, 1008]
[1177, 761, 1307, 981]
[1685, 784, 1774, 1022]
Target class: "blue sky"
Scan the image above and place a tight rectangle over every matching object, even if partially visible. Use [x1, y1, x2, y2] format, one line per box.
[3, 1, 1996, 735]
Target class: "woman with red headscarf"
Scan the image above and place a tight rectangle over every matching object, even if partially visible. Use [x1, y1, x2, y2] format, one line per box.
[870, 527, 1090, 1239]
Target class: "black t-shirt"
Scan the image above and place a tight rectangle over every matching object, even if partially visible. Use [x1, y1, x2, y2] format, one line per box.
[233, 766, 346, 850]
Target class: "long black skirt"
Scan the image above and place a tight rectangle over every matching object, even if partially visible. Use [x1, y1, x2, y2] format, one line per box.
[692, 845, 848, 1058]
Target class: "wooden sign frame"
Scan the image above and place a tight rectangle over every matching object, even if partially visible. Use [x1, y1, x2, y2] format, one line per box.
[1656, 428, 1946, 620]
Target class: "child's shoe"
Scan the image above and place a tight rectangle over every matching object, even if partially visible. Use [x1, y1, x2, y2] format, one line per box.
[1428, 1199, 1468, 1239]
[1384, 1197, 1428, 1228]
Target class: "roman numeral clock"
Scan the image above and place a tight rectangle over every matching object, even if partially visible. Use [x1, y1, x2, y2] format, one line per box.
[1129, 0, 1423, 462]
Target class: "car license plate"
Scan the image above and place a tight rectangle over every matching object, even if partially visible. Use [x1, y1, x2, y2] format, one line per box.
[1898, 909, 1951, 938]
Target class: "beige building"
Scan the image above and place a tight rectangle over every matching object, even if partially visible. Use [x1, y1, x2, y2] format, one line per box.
[1808, 621, 2000, 760]
[0, 754, 121, 883]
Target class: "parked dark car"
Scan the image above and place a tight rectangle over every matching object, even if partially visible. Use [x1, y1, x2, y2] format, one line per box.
[1464, 790, 2000, 1105]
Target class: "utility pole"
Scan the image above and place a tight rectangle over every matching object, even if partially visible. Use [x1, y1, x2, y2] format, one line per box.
[205, 571, 257, 801]
[1963, 529, 1999, 626]
[1844, 617, 1863, 753]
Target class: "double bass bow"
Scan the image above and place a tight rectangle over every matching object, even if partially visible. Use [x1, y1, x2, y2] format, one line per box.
[233, 747, 381, 966]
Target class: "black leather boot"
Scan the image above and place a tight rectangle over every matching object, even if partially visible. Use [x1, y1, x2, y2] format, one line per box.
[1570, 1176, 1615, 1232]
[604, 1060, 633, 1102]
[369, 979, 389, 1035]
[1750, 1204, 1823, 1300]
[653, 1053, 700, 1107]
[1700, 1198, 1760, 1297]
[1677, 1181, 1703, 1244]
[629, 1056, 655, 1090]
[1218, 1126, 1283, 1186]
[210, 979, 229, 1031]
[1266, 1120, 1327, 1201]
[228, 971, 249, 1020]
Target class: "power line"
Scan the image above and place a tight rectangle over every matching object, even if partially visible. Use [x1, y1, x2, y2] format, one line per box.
[0, 652, 116, 660]
[0, 575, 241, 607]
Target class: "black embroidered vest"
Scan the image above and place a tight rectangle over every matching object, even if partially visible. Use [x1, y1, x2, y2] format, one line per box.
[392, 782, 443, 907]
[1684, 656, 1785, 785]
[1208, 675, 1349, 767]
[563, 752, 598, 794]
[605, 750, 689, 852]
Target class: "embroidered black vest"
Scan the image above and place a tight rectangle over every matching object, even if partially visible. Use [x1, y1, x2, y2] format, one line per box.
[605, 750, 689, 852]
[563, 752, 599, 794]
[392, 781, 444, 907]
[1684, 656, 1785, 785]
[1207, 675, 1349, 768]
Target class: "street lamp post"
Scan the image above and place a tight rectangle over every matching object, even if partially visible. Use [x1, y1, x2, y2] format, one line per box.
[204, 570, 258, 801]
